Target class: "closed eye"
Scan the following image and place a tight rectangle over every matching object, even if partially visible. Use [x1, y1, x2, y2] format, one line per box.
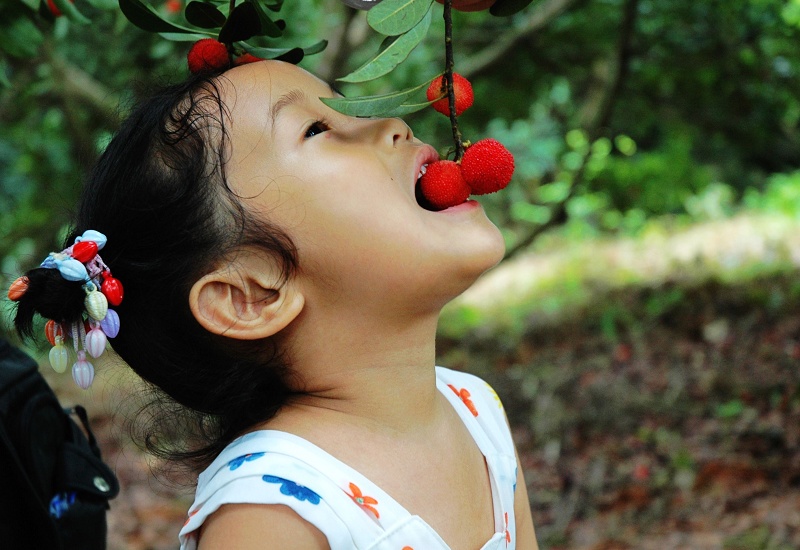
[304, 119, 330, 139]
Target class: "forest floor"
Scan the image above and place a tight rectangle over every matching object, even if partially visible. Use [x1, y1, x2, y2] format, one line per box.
[38, 216, 800, 550]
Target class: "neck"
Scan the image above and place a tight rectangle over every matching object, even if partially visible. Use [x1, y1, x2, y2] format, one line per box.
[275, 306, 443, 435]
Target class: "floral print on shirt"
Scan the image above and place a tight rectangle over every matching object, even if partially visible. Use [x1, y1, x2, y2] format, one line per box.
[262, 475, 322, 504]
[228, 452, 266, 470]
[448, 384, 479, 417]
[345, 482, 380, 519]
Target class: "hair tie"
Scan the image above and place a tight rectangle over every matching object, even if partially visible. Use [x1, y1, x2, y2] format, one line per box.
[7, 229, 123, 389]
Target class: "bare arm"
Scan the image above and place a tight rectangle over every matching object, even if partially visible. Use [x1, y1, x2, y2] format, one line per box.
[197, 503, 330, 550]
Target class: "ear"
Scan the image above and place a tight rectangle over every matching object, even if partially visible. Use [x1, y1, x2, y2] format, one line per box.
[188, 254, 304, 341]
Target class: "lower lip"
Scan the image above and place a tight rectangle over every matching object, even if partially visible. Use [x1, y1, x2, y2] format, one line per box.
[438, 200, 481, 213]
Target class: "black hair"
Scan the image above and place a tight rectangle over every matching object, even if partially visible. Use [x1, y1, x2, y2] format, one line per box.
[14, 70, 299, 473]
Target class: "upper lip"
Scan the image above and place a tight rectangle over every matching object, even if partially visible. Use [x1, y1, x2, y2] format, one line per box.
[411, 144, 441, 190]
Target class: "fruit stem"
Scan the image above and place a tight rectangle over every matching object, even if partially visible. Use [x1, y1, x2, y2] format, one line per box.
[443, 0, 464, 161]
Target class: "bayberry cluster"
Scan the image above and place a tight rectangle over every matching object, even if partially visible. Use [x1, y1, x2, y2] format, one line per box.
[187, 39, 264, 74]
[420, 74, 515, 210]
[419, 139, 515, 210]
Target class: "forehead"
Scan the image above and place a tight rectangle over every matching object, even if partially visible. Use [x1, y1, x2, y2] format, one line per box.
[221, 61, 331, 124]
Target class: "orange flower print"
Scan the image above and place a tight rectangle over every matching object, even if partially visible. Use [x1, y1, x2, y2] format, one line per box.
[448, 384, 478, 417]
[504, 511, 511, 545]
[345, 482, 380, 519]
[183, 506, 200, 527]
[402, 547, 414, 550]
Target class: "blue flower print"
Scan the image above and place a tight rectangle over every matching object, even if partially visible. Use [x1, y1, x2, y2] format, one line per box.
[228, 452, 266, 471]
[263, 475, 321, 505]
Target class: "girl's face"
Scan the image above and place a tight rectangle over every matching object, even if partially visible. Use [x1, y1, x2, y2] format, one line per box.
[222, 61, 505, 312]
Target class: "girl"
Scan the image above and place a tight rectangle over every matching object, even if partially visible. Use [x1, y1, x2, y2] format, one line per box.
[12, 60, 537, 549]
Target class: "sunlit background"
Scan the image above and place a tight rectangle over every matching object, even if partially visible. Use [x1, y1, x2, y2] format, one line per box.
[2, 0, 800, 548]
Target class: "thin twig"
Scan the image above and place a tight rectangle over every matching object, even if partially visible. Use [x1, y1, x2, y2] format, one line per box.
[443, 0, 464, 160]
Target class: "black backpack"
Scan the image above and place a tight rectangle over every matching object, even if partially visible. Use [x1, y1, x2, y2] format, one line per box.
[0, 338, 119, 549]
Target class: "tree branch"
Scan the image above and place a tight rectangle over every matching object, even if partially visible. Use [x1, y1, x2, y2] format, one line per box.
[503, 0, 640, 262]
[460, 0, 579, 80]
[317, 3, 360, 83]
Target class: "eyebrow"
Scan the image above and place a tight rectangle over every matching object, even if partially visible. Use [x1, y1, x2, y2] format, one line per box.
[270, 88, 307, 125]
[269, 82, 344, 125]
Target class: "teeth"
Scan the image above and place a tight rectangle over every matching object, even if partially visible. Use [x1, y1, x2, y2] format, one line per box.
[417, 164, 428, 179]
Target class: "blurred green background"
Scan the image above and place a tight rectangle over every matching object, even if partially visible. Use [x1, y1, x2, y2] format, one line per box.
[2, 1, 800, 548]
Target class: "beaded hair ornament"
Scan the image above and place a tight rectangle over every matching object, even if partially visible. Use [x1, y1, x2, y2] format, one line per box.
[7, 230, 123, 389]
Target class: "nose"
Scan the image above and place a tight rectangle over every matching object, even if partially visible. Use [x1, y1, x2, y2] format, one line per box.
[373, 117, 414, 147]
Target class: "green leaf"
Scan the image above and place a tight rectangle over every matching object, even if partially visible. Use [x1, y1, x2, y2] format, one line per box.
[301, 39, 328, 56]
[219, 2, 261, 43]
[51, 0, 90, 24]
[379, 98, 438, 117]
[119, 0, 199, 33]
[185, 1, 226, 29]
[264, 0, 284, 11]
[242, 39, 327, 59]
[159, 31, 216, 41]
[246, 0, 283, 37]
[367, 0, 433, 36]
[320, 77, 434, 117]
[489, 0, 535, 17]
[83, 0, 118, 8]
[0, 15, 44, 58]
[338, 9, 431, 83]
[275, 47, 303, 64]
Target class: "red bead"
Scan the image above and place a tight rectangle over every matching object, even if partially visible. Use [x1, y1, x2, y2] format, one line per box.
[45, 320, 63, 346]
[71, 240, 98, 263]
[101, 277, 124, 306]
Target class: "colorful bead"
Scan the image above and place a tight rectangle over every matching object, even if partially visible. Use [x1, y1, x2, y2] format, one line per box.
[49, 344, 69, 374]
[45, 320, 64, 347]
[84, 290, 108, 321]
[76, 230, 106, 250]
[72, 351, 95, 389]
[56, 258, 89, 282]
[7, 276, 29, 301]
[71, 240, 98, 263]
[85, 327, 107, 359]
[100, 309, 120, 338]
[100, 277, 124, 306]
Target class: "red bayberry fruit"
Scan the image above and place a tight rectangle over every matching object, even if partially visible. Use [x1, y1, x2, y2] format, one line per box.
[234, 53, 263, 66]
[187, 39, 230, 74]
[418, 160, 471, 210]
[164, 0, 182, 14]
[47, 0, 73, 17]
[426, 74, 474, 117]
[460, 139, 515, 195]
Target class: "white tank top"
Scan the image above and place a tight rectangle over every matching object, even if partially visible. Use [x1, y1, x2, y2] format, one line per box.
[179, 367, 519, 550]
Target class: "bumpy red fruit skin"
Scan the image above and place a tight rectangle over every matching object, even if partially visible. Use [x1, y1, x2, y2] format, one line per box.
[187, 39, 230, 74]
[419, 160, 471, 210]
[426, 74, 474, 117]
[234, 53, 263, 66]
[460, 139, 515, 195]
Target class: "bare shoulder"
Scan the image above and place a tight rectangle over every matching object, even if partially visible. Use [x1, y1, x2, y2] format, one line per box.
[197, 503, 330, 550]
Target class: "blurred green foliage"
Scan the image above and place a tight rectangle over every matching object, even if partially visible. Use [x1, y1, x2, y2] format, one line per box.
[2, 0, 800, 336]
